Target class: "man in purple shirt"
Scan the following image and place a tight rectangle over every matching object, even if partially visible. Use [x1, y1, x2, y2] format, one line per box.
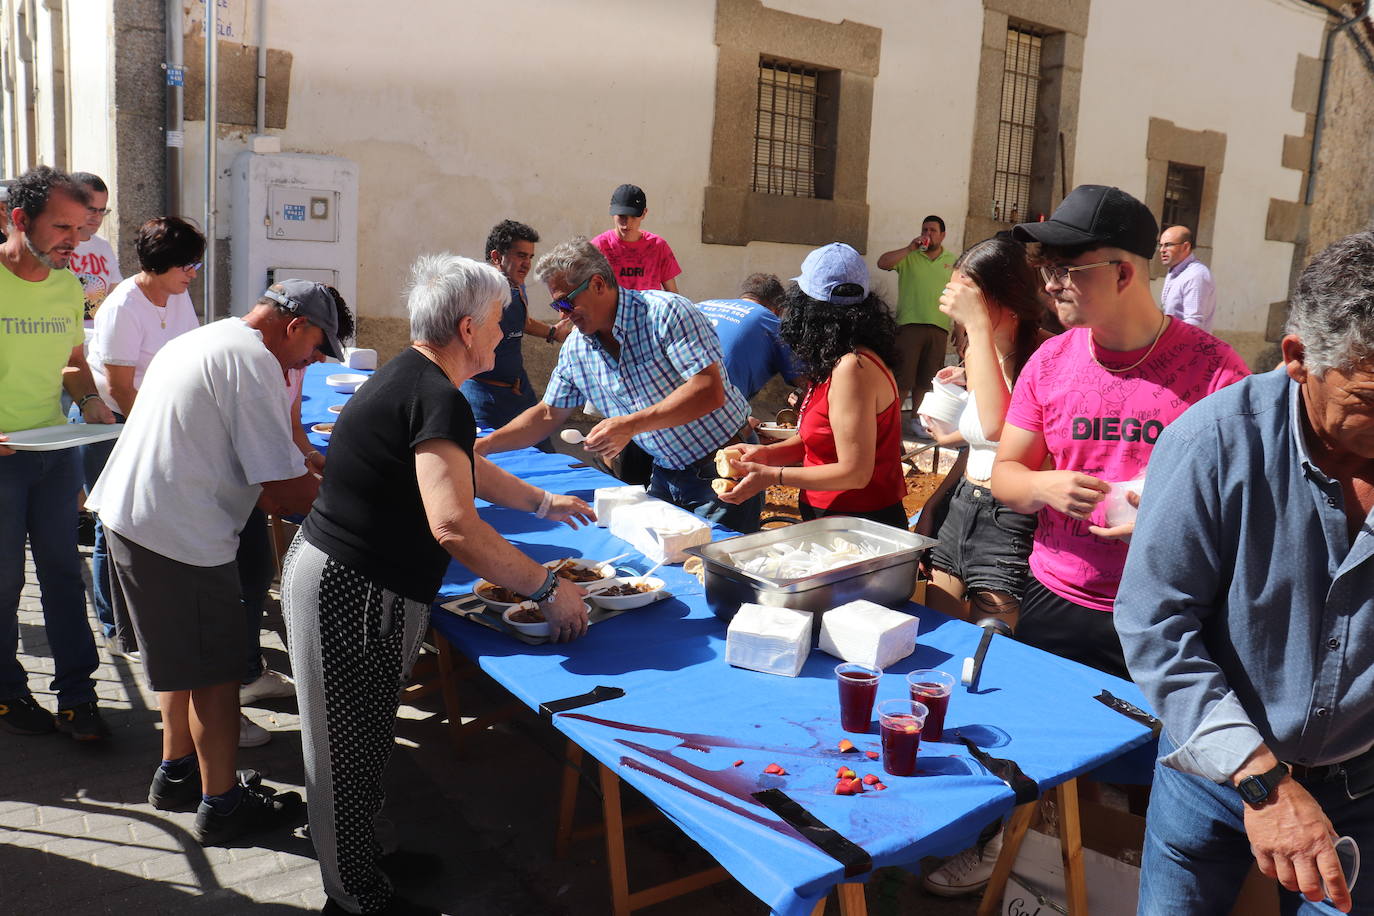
[1159, 226, 1217, 332]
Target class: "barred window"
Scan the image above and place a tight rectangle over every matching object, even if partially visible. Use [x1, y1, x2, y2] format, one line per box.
[752, 58, 834, 199]
[1162, 162, 1204, 235]
[992, 27, 1043, 224]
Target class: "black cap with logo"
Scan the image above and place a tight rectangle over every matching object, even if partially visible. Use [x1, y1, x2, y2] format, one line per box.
[609, 184, 647, 217]
[1012, 185, 1159, 260]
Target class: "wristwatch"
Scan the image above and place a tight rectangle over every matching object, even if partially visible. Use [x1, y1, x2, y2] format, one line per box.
[528, 568, 560, 604]
[1237, 761, 1290, 808]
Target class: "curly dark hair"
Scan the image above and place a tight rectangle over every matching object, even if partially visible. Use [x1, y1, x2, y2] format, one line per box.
[484, 219, 539, 258]
[779, 284, 900, 382]
[954, 237, 1047, 381]
[7, 165, 89, 219]
[136, 216, 206, 274]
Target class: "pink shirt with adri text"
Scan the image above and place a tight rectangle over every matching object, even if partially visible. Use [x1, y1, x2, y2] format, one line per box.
[592, 229, 681, 291]
[1005, 319, 1250, 612]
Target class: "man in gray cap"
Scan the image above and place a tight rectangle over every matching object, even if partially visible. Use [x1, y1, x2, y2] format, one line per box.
[87, 279, 342, 846]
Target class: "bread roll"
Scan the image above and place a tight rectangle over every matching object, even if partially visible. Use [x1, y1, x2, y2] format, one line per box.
[715, 446, 743, 478]
[711, 477, 737, 496]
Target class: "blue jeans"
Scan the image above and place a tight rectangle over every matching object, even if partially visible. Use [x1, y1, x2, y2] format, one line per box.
[460, 372, 553, 452]
[648, 444, 762, 535]
[78, 415, 122, 639]
[1140, 733, 1374, 915]
[0, 448, 99, 706]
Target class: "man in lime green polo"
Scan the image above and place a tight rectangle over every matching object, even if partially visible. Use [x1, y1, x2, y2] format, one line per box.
[877, 215, 957, 436]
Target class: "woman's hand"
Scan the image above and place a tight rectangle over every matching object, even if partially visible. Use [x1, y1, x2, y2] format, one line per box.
[542, 582, 589, 643]
[1034, 470, 1110, 520]
[939, 274, 990, 331]
[717, 459, 775, 504]
[735, 444, 772, 465]
[935, 365, 967, 388]
[543, 494, 596, 529]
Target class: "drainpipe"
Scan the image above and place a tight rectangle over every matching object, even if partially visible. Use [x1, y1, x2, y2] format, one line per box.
[204, 0, 217, 321]
[164, 0, 182, 216]
[255, 0, 266, 133]
[1305, 3, 1373, 205]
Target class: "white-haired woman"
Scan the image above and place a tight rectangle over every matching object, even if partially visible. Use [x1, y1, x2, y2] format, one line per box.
[282, 254, 593, 916]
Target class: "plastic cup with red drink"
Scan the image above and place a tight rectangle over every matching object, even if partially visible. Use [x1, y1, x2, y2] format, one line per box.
[878, 699, 928, 777]
[906, 669, 955, 742]
[835, 662, 882, 733]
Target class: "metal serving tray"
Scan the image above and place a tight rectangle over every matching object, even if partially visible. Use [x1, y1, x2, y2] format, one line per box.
[683, 516, 936, 631]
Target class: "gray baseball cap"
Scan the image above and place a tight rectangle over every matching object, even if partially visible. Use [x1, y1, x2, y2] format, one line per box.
[263, 279, 344, 359]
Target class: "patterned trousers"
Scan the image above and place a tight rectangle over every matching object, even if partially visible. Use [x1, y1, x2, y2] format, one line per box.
[282, 536, 429, 914]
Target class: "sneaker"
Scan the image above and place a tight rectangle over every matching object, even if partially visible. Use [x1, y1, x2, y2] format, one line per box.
[103, 633, 141, 662]
[239, 667, 296, 705]
[922, 829, 1003, 897]
[0, 694, 56, 735]
[193, 783, 303, 847]
[55, 700, 109, 742]
[238, 713, 271, 748]
[150, 764, 263, 811]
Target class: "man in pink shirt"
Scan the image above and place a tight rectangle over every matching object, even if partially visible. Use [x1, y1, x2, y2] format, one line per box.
[592, 184, 682, 293]
[991, 185, 1249, 678]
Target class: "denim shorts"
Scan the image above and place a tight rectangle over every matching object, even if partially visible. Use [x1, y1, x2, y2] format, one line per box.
[928, 477, 1036, 597]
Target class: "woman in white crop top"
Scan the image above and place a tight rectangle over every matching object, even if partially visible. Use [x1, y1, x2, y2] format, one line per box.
[921, 237, 1052, 627]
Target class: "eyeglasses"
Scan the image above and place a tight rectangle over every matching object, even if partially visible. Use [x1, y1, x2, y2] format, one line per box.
[549, 278, 592, 314]
[1038, 260, 1122, 286]
[1158, 242, 1184, 249]
[86, 207, 110, 217]
[177, 262, 203, 273]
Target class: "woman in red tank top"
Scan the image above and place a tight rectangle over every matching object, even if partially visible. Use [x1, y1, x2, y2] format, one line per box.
[720, 243, 908, 529]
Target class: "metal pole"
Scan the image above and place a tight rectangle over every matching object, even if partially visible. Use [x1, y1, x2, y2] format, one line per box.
[204, 0, 217, 321]
[164, 0, 183, 217]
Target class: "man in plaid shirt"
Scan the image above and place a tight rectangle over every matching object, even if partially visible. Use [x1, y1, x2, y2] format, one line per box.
[476, 238, 762, 533]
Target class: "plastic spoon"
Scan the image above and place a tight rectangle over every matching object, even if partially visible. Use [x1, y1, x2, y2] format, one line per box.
[560, 428, 585, 445]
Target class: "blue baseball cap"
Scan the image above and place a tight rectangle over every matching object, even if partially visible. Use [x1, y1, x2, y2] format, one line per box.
[794, 242, 870, 305]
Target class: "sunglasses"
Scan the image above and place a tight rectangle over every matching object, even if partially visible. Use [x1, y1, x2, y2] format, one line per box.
[549, 278, 592, 314]
[1038, 260, 1122, 286]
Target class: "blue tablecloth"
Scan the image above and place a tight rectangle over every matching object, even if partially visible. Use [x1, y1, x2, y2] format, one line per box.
[300, 363, 1158, 916]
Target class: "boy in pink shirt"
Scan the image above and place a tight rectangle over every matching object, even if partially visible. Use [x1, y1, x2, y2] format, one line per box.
[992, 185, 1249, 677]
[592, 183, 682, 293]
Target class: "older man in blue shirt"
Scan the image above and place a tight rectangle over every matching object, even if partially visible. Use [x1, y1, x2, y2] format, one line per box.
[1117, 229, 1374, 915]
[476, 237, 761, 533]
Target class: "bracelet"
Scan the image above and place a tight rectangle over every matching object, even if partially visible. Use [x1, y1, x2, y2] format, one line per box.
[306, 449, 323, 463]
[777, 467, 784, 486]
[78, 393, 101, 410]
[546, 326, 557, 343]
[528, 567, 559, 603]
[535, 489, 554, 518]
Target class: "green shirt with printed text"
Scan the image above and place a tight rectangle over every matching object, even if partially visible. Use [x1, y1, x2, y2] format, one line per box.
[0, 264, 85, 432]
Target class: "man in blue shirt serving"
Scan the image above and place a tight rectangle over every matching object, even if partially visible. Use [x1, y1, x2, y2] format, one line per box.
[1116, 229, 1374, 915]
[696, 273, 803, 402]
[476, 237, 761, 533]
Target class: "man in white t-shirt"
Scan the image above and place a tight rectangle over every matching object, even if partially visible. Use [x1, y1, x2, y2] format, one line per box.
[68, 172, 121, 318]
[87, 280, 341, 846]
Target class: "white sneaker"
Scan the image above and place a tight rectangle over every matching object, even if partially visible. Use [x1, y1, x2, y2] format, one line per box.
[923, 829, 1003, 897]
[239, 668, 296, 705]
[238, 713, 271, 748]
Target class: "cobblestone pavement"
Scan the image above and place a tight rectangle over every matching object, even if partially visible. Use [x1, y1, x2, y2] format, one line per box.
[2, 542, 979, 916]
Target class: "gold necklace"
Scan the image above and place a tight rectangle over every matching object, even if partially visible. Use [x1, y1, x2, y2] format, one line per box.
[1089, 314, 1169, 374]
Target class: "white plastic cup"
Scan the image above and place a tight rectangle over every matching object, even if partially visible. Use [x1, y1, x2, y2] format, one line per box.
[1103, 478, 1145, 527]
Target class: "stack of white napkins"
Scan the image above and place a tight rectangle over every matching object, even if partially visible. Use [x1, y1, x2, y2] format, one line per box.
[343, 347, 378, 370]
[593, 485, 647, 528]
[818, 600, 919, 669]
[609, 498, 711, 564]
[726, 603, 812, 677]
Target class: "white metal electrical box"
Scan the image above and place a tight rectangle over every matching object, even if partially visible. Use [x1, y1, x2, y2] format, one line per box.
[229, 152, 358, 320]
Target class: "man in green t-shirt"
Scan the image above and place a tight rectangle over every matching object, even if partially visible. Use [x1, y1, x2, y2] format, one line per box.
[0, 166, 115, 742]
[877, 215, 957, 436]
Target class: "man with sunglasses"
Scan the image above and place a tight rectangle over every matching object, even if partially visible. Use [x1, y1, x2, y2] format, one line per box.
[86, 280, 341, 845]
[476, 238, 762, 533]
[989, 185, 1248, 678]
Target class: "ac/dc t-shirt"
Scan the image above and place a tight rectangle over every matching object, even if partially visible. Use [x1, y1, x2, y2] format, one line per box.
[1004, 319, 1250, 611]
[591, 230, 681, 291]
[302, 348, 477, 602]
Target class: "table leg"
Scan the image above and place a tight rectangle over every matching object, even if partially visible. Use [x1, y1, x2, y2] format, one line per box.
[555, 741, 584, 859]
[836, 882, 867, 915]
[434, 631, 466, 755]
[975, 800, 1038, 916]
[810, 896, 828, 916]
[601, 763, 632, 916]
[1056, 778, 1089, 916]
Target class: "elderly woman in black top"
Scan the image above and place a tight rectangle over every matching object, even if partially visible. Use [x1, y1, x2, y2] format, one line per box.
[282, 254, 592, 916]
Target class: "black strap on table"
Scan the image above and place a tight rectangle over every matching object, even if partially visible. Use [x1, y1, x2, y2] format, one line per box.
[1094, 689, 1162, 738]
[960, 737, 1040, 805]
[538, 685, 625, 719]
[751, 788, 872, 877]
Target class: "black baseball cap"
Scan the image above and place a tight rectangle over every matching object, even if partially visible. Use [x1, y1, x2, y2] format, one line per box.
[609, 184, 647, 217]
[1012, 185, 1159, 260]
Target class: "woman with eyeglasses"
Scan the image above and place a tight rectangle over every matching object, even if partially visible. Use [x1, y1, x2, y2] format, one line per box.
[82, 216, 205, 657]
[720, 243, 908, 528]
[922, 237, 1052, 629]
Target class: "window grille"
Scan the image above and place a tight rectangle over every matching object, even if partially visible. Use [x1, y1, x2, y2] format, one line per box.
[992, 27, 1043, 224]
[1162, 162, 1204, 236]
[753, 59, 829, 198]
